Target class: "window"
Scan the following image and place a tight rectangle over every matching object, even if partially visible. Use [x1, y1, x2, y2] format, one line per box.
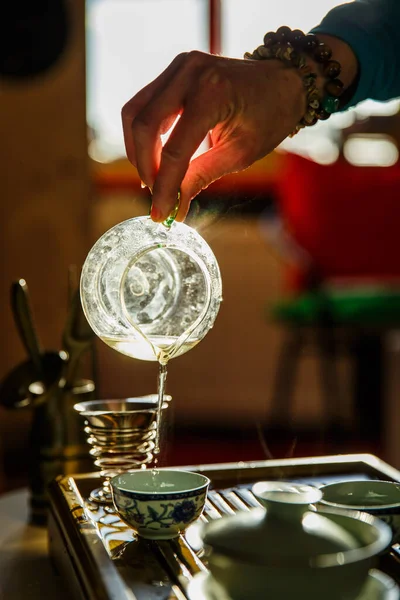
[86, 0, 400, 165]
[86, 0, 208, 162]
[221, 0, 352, 58]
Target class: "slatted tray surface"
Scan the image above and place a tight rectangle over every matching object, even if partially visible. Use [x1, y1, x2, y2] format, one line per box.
[48, 454, 400, 600]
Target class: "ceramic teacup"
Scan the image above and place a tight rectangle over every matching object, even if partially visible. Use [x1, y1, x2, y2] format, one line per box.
[110, 468, 210, 540]
[320, 480, 400, 544]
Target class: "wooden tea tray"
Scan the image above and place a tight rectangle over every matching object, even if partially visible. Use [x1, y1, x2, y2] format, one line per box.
[48, 453, 400, 600]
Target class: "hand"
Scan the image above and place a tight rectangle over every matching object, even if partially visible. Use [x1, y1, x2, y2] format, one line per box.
[122, 51, 306, 222]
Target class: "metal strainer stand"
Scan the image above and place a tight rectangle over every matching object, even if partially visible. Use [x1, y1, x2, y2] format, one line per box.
[74, 395, 170, 503]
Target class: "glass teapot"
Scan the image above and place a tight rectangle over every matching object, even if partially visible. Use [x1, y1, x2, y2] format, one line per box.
[80, 216, 222, 364]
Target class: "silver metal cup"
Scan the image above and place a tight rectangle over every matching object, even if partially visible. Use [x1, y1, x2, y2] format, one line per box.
[74, 395, 170, 503]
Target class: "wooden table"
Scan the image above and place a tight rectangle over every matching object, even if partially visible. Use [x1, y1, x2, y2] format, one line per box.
[0, 489, 68, 599]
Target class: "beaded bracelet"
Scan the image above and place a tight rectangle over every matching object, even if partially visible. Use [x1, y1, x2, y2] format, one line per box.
[244, 26, 345, 136]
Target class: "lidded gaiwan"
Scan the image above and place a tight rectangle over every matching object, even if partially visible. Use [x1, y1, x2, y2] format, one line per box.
[201, 481, 392, 600]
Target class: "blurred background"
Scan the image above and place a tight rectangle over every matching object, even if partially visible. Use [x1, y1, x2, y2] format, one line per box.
[2, 0, 400, 493]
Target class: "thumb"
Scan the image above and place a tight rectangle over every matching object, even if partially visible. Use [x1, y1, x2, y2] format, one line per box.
[179, 141, 250, 220]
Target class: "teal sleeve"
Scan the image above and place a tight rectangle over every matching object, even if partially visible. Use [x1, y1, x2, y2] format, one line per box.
[310, 0, 400, 109]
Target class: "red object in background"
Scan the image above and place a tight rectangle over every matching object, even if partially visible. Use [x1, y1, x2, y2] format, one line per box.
[276, 153, 400, 285]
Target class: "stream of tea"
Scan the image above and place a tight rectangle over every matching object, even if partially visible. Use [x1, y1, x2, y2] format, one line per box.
[101, 334, 201, 467]
[154, 361, 168, 457]
[102, 334, 297, 478]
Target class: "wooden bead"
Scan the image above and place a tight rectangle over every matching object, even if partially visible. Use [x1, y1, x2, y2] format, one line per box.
[290, 50, 301, 67]
[246, 29, 345, 130]
[314, 43, 332, 62]
[323, 60, 341, 79]
[290, 126, 302, 138]
[317, 110, 331, 121]
[276, 26, 292, 40]
[301, 34, 319, 51]
[299, 65, 313, 78]
[252, 48, 263, 59]
[304, 114, 318, 126]
[325, 78, 344, 97]
[282, 45, 293, 60]
[308, 89, 320, 103]
[271, 42, 283, 56]
[290, 29, 305, 44]
[263, 31, 277, 47]
[257, 46, 273, 59]
[303, 73, 317, 88]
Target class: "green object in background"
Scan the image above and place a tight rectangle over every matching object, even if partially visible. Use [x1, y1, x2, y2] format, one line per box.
[272, 289, 400, 326]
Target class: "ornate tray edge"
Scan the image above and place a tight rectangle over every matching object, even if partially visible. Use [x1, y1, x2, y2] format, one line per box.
[63, 453, 400, 484]
[48, 453, 400, 600]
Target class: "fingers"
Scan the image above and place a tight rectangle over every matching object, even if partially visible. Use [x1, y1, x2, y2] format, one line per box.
[121, 53, 187, 170]
[149, 94, 222, 222]
[122, 51, 259, 223]
[132, 85, 188, 193]
[175, 139, 253, 221]
[148, 58, 240, 221]
[128, 53, 213, 192]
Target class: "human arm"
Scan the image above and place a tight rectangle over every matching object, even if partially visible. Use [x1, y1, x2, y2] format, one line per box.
[311, 0, 400, 108]
[122, 0, 400, 223]
[122, 53, 306, 222]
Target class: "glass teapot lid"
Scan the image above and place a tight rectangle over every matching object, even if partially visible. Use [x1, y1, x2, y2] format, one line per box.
[80, 216, 222, 363]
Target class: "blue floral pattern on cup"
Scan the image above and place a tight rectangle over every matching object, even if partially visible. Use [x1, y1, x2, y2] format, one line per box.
[111, 470, 210, 540]
[114, 490, 206, 533]
[171, 500, 197, 523]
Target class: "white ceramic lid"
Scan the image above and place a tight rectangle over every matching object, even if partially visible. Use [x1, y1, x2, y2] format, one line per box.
[202, 481, 360, 565]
